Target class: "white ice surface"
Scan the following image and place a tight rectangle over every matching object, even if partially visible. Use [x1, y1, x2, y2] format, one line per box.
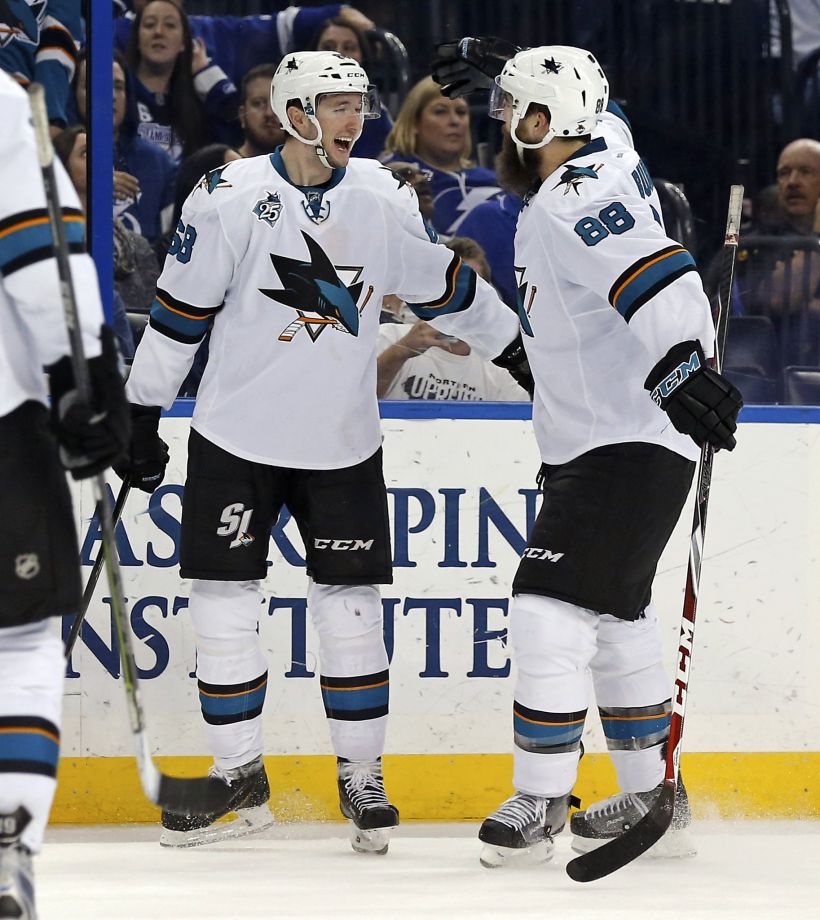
[39, 821, 820, 920]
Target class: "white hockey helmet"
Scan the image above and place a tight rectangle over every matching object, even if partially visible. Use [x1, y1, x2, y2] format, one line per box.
[489, 45, 609, 150]
[270, 50, 380, 166]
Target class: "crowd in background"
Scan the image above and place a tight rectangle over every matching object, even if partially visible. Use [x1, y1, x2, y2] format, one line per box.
[1, 0, 818, 404]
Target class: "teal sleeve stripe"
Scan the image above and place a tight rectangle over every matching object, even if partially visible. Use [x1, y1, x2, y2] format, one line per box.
[149, 297, 212, 345]
[614, 250, 697, 321]
[0, 218, 85, 272]
[407, 255, 477, 320]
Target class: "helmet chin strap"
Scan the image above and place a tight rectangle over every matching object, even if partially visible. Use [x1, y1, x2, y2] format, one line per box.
[511, 115, 554, 155]
[289, 114, 333, 168]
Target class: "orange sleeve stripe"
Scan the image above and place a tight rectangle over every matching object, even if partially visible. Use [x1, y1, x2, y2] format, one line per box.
[611, 247, 686, 309]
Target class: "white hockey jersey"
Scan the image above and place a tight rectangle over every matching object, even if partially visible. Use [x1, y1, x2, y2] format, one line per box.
[516, 108, 715, 465]
[0, 71, 104, 419]
[126, 151, 519, 469]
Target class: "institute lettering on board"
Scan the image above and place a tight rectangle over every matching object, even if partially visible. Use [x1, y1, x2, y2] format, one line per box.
[67, 481, 543, 681]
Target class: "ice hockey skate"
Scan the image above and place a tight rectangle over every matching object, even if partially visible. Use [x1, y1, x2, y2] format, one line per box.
[0, 808, 36, 920]
[478, 792, 574, 868]
[570, 777, 696, 858]
[159, 756, 275, 848]
[337, 758, 399, 855]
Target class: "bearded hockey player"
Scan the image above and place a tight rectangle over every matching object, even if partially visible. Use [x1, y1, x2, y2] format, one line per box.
[433, 41, 742, 868]
[114, 50, 528, 856]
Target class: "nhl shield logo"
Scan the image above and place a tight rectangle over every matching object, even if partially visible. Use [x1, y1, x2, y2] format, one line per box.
[253, 190, 283, 227]
[302, 191, 331, 224]
[14, 553, 40, 580]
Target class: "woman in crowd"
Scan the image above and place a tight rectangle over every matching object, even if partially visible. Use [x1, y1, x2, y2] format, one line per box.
[52, 127, 137, 359]
[125, 0, 238, 164]
[310, 15, 393, 159]
[381, 76, 501, 237]
[113, 51, 178, 252]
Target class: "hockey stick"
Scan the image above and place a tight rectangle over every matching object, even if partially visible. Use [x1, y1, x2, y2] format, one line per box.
[64, 475, 131, 659]
[29, 84, 232, 817]
[566, 185, 744, 883]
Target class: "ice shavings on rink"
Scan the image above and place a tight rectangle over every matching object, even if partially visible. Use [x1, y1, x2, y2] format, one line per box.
[39, 820, 820, 919]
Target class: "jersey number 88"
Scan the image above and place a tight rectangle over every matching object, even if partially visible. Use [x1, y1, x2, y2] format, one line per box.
[574, 202, 635, 247]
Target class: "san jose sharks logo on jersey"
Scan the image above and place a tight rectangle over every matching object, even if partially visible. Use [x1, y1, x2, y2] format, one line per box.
[260, 230, 372, 342]
[0, 0, 45, 47]
[253, 190, 283, 227]
[196, 165, 233, 195]
[514, 266, 536, 337]
[553, 163, 604, 195]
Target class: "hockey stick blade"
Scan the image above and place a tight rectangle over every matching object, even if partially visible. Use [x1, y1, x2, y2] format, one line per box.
[566, 782, 675, 883]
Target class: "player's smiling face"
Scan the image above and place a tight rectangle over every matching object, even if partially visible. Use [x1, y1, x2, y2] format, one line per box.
[315, 93, 364, 167]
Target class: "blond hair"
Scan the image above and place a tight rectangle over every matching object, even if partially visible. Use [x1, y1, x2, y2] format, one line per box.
[382, 76, 473, 169]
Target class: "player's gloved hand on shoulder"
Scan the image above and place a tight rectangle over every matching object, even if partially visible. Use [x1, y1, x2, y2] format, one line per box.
[645, 339, 743, 451]
[431, 36, 521, 98]
[493, 333, 534, 398]
[47, 324, 131, 480]
[113, 404, 170, 493]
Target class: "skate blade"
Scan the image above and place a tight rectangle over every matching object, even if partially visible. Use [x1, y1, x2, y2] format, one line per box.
[348, 824, 391, 855]
[479, 839, 553, 869]
[159, 804, 275, 849]
[570, 826, 697, 859]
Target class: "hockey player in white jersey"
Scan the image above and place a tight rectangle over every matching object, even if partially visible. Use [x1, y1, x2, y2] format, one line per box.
[432, 42, 743, 867]
[0, 72, 129, 919]
[114, 50, 527, 855]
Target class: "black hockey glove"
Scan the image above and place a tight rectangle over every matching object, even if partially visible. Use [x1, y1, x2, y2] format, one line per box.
[47, 325, 131, 481]
[493, 333, 534, 398]
[645, 340, 743, 452]
[431, 36, 522, 99]
[113, 404, 170, 493]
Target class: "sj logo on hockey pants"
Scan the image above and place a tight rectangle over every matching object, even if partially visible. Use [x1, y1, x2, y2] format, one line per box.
[217, 503, 255, 548]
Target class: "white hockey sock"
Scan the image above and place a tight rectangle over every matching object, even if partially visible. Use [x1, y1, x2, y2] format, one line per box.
[188, 579, 267, 772]
[0, 620, 63, 853]
[308, 581, 388, 763]
[591, 604, 670, 793]
[509, 594, 598, 797]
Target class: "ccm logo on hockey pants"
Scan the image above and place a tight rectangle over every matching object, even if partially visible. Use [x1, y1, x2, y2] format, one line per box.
[314, 538, 375, 551]
[522, 547, 565, 562]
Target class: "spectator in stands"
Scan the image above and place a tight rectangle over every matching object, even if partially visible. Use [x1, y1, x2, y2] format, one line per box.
[0, 0, 81, 131]
[237, 63, 286, 159]
[125, 0, 238, 164]
[381, 77, 501, 237]
[309, 16, 392, 159]
[115, 4, 375, 88]
[113, 52, 177, 251]
[376, 238, 528, 401]
[710, 138, 820, 366]
[53, 125, 136, 358]
[726, 139, 819, 310]
[458, 191, 523, 310]
[385, 161, 436, 236]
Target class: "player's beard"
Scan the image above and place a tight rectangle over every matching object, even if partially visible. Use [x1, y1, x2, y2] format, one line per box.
[495, 130, 543, 198]
[245, 121, 286, 155]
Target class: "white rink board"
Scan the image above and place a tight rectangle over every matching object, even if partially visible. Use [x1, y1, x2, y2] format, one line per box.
[63, 417, 820, 758]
